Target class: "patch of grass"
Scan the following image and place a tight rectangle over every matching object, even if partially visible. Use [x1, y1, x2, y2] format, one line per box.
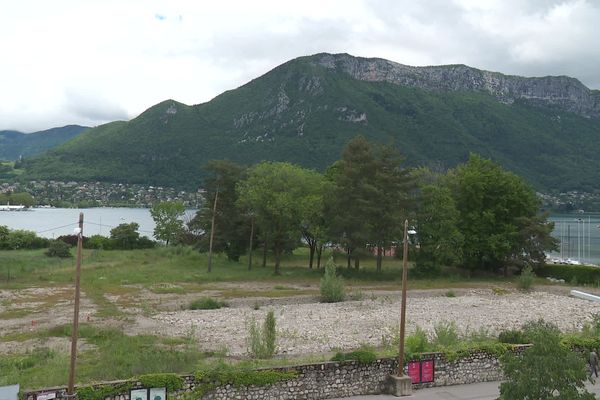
[273, 285, 297, 290]
[2, 324, 207, 390]
[331, 347, 377, 364]
[189, 297, 228, 310]
[492, 287, 510, 295]
[149, 284, 187, 294]
[445, 289, 456, 297]
[0, 308, 32, 319]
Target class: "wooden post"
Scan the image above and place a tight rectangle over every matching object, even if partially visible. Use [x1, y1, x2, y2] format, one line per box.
[207, 189, 219, 273]
[67, 212, 84, 397]
[398, 219, 409, 376]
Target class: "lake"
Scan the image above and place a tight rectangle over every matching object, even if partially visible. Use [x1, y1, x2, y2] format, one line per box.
[0, 207, 197, 239]
[2, 208, 600, 264]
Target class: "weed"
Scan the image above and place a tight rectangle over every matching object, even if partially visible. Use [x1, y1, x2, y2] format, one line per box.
[433, 321, 459, 347]
[247, 310, 277, 359]
[349, 290, 365, 301]
[320, 258, 345, 303]
[189, 297, 228, 310]
[517, 265, 535, 291]
[492, 287, 509, 296]
[406, 327, 430, 353]
[445, 290, 456, 298]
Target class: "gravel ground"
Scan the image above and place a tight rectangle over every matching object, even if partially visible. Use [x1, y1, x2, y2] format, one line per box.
[137, 289, 600, 356]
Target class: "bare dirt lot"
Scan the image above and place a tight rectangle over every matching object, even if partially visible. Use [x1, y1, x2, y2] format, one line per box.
[3, 283, 600, 357]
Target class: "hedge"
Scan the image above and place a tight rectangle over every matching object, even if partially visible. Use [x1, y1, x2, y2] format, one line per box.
[536, 264, 600, 285]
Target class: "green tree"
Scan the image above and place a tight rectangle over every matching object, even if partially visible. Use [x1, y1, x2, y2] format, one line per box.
[151, 201, 185, 246]
[414, 184, 463, 275]
[110, 222, 141, 250]
[327, 136, 412, 271]
[369, 144, 414, 272]
[499, 320, 594, 399]
[446, 154, 556, 274]
[299, 175, 326, 269]
[189, 160, 251, 261]
[326, 137, 379, 270]
[237, 162, 322, 274]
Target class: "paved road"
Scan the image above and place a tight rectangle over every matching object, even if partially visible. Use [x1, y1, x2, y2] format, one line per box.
[331, 379, 600, 399]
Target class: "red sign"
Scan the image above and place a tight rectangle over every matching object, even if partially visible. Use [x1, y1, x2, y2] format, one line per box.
[407, 361, 421, 384]
[421, 359, 435, 383]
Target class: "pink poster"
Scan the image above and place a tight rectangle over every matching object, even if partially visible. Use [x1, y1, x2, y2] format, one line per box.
[421, 359, 435, 382]
[407, 360, 421, 384]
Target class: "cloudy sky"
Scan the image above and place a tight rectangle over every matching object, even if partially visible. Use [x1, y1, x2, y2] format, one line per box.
[1, 0, 599, 132]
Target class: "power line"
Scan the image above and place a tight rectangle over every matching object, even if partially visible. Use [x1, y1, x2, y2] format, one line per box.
[36, 222, 78, 234]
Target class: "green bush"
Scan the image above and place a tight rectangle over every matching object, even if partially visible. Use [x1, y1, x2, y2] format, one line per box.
[320, 258, 345, 303]
[189, 298, 227, 310]
[84, 235, 113, 250]
[517, 265, 535, 290]
[247, 310, 277, 359]
[331, 348, 377, 364]
[45, 240, 72, 258]
[498, 329, 528, 344]
[406, 327, 430, 353]
[432, 321, 459, 347]
[537, 264, 600, 285]
[194, 361, 297, 387]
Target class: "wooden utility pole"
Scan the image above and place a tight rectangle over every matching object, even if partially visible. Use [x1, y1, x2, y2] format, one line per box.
[207, 189, 219, 273]
[68, 212, 84, 397]
[397, 219, 409, 376]
[248, 216, 254, 271]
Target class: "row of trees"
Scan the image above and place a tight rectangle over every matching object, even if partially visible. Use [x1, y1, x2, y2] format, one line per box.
[190, 136, 557, 275]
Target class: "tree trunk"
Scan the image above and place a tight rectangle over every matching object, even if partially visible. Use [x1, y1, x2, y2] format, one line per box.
[377, 244, 383, 273]
[247, 217, 254, 271]
[262, 236, 268, 268]
[354, 256, 360, 270]
[346, 247, 351, 269]
[274, 246, 281, 275]
[308, 243, 315, 269]
[316, 244, 323, 269]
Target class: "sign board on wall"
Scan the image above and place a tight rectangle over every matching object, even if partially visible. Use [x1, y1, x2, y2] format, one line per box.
[406, 359, 435, 384]
[407, 361, 421, 384]
[36, 392, 56, 400]
[130, 388, 166, 400]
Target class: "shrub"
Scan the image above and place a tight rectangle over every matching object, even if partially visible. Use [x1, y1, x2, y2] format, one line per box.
[84, 235, 113, 250]
[432, 321, 459, 347]
[445, 290, 456, 297]
[45, 240, 73, 258]
[331, 348, 377, 364]
[517, 264, 535, 290]
[498, 329, 528, 344]
[537, 264, 600, 285]
[247, 310, 277, 359]
[500, 320, 594, 399]
[406, 326, 430, 353]
[189, 297, 227, 310]
[320, 257, 345, 303]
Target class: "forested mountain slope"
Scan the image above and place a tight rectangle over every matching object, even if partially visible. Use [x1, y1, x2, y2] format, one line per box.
[22, 53, 600, 191]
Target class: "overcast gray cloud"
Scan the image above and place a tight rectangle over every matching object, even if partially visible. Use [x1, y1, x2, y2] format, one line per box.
[0, 0, 598, 132]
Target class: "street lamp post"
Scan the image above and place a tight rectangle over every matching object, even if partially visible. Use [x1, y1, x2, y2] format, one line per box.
[398, 219, 409, 376]
[67, 213, 84, 398]
[389, 219, 412, 396]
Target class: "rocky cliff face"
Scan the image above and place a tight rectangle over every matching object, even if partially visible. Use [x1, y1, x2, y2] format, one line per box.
[312, 53, 600, 119]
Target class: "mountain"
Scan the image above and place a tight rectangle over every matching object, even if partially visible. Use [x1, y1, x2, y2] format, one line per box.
[21, 53, 600, 191]
[0, 125, 89, 160]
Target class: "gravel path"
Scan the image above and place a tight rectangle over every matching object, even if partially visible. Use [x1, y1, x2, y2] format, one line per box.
[139, 289, 600, 356]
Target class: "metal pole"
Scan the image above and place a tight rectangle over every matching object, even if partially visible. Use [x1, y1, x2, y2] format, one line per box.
[397, 219, 409, 376]
[207, 189, 219, 273]
[68, 212, 84, 397]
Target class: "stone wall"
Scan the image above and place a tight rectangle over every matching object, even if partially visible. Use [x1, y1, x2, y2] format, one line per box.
[25, 349, 515, 400]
